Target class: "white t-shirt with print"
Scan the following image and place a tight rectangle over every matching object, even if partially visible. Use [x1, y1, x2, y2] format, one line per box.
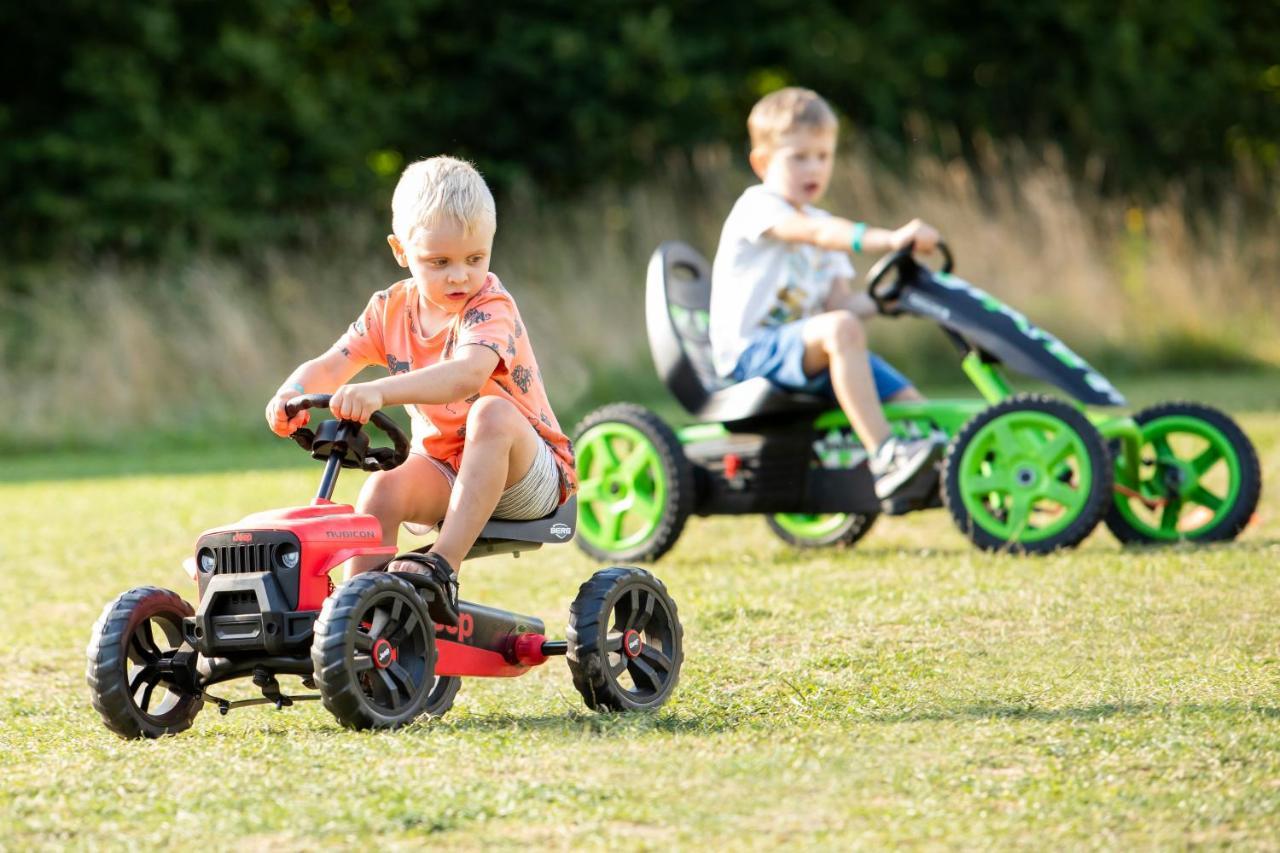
[709, 184, 855, 377]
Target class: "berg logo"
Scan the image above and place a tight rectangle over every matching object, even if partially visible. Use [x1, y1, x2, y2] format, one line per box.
[550, 523, 572, 539]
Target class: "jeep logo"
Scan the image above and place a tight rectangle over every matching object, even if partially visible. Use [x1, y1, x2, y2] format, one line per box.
[232, 532, 253, 543]
[550, 523, 572, 540]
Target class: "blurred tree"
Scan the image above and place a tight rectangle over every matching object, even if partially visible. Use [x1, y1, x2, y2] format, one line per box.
[1, 0, 1276, 260]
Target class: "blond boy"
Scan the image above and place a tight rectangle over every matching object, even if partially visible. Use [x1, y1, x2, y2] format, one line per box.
[709, 87, 942, 498]
[265, 156, 576, 624]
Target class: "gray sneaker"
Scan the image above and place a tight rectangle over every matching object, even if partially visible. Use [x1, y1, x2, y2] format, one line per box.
[870, 435, 944, 499]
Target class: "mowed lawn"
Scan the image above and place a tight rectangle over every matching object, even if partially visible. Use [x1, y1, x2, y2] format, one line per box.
[2, 379, 1279, 849]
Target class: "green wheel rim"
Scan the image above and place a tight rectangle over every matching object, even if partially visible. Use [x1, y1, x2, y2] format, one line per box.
[771, 513, 851, 539]
[958, 411, 1094, 543]
[575, 422, 669, 553]
[1114, 415, 1242, 540]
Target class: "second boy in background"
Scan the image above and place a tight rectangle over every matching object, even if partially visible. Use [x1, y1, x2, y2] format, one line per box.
[710, 87, 944, 499]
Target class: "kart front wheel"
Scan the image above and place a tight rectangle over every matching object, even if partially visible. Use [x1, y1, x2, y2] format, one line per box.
[567, 567, 683, 712]
[311, 573, 437, 730]
[766, 512, 876, 548]
[86, 586, 202, 739]
[943, 394, 1112, 554]
[1105, 402, 1260, 544]
[572, 404, 694, 563]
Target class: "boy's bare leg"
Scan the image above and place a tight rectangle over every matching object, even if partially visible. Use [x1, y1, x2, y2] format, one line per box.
[887, 385, 925, 402]
[347, 453, 453, 579]
[430, 397, 542, 571]
[801, 310, 892, 450]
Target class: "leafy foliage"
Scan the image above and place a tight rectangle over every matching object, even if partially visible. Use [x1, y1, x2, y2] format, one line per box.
[3, 0, 1278, 257]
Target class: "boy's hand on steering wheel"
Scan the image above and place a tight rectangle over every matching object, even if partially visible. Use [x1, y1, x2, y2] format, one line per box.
[330, 382, 385, 424]
[891, 218, 940, 254]
[266, 390, 310, 437]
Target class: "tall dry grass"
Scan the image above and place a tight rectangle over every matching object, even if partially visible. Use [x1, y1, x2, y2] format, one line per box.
[4, 141, 1278, 448]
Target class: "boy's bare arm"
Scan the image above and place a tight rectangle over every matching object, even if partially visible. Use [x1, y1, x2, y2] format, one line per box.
[266, 348, 363, 436]
[330, 345, 500, 423]
[767, 213, 939, 256]
[825, 276, 878, 317]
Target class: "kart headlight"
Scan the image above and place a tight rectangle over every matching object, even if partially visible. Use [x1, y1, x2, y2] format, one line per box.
[277, 543, 300, 570]
[197, 548, 216, 573]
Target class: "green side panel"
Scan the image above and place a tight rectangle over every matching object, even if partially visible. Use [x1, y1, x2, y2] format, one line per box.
[815, 400, 985, 439]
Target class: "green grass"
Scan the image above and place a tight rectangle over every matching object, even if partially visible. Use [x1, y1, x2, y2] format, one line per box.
[3, 384, 1280, 848]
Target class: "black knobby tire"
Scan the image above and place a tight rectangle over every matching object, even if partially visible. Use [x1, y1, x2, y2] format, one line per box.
[566, 567, 683, 711]
[311, 573, 437, 730]
[764, 512, 877, 548]
[86, 586, 202, 739]
[423, 675, 462, 718]
[571, 403, 695, 563]
[1105, 401, 1261, 545]
[943, 394, 1113, 554]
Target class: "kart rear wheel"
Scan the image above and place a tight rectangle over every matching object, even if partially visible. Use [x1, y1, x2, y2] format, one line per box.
[766, 512, 876, 548]
[567, 567, 683, 712]
[572, 403, 694, 563]
[1105, 402, 1260, 544]
[311, 573, 436, 730]
[86, 586, 201, 739]
[944, 394, 1112, 554]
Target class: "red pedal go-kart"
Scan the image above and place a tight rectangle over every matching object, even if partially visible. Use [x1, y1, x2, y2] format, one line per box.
[86, 395, 683, 737]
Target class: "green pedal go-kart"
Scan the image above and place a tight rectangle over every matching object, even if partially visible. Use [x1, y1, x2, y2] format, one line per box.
[571, 242, 1261, 559]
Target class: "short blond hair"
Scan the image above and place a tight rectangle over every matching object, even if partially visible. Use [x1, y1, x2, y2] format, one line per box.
[747, 87, 838, 150]
[391, 156, 496, 239]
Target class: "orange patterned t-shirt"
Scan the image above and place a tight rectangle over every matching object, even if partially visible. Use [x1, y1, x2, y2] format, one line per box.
[330, 273, 577, 502]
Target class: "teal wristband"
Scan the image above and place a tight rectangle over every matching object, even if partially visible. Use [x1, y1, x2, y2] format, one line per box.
[285, 382, 305, 396]
[850, 222, 867, 254]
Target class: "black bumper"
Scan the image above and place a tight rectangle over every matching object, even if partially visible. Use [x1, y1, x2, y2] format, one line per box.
[185, 571, 317, 656]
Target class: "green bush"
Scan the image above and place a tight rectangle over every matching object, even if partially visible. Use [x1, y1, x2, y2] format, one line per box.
[3, 0, 1278, 260]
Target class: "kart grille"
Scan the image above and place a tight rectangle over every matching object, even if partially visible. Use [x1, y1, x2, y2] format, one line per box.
[214, 543, 273, 575]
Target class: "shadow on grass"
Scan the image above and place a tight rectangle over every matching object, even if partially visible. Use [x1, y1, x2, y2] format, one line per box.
[429, 708, 746, 737]
[863, 701, 1280, 724]
[835, 545, 976, 560]
[171, 698, 1280, 742]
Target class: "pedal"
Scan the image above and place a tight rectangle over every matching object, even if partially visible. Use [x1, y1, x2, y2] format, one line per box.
[390, 570, 458, 627]
[880, 463, 942, 515]
[252, 666, 292, 708]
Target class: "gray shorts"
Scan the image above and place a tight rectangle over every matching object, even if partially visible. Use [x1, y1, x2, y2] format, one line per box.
[404, 440, 562, 534]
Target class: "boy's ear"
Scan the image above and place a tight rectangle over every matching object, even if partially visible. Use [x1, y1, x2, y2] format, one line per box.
[748, 145, 771, 181]
[386, 234, 409, 268]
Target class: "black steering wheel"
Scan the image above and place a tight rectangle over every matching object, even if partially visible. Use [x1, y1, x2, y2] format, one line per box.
[283, 393, 411, 472]
[864, 241, 954, 315]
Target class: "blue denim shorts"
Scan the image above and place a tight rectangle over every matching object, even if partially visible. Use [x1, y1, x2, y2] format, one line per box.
[731, 320, 911, 401]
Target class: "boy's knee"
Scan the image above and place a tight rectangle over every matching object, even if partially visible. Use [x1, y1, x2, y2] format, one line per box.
[356, 471, 406, 520]
[825, 311, 866, 351]
[465, 396, 521, 442]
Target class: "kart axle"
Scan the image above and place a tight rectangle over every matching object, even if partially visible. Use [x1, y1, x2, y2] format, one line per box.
[202, 691, 322, 715]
